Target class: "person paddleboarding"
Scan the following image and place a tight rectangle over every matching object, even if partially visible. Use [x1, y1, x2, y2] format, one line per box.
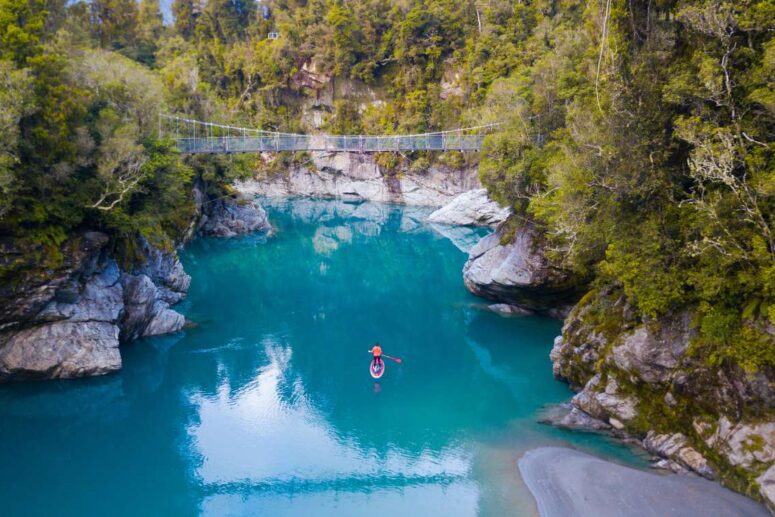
[368, 343, 401, 379]
[369, 343, 384, 372]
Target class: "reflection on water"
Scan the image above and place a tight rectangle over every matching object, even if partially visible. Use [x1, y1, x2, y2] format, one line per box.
[0, 198, 648, 516]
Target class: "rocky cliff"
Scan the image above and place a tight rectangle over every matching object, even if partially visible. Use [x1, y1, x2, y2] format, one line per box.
[462, 222, 585, 317]
[235, 152, 480, 207]
[0, 232, 188, 381]
[0, 195, 271, 382]
[549, 288, 775, 510]
[459, 220, 774, 509]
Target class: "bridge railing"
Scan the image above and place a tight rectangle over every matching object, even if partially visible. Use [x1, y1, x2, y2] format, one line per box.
[163, 113, 498, 154]
[177, 134, 484, 154]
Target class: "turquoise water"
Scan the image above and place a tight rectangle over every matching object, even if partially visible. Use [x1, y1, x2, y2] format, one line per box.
[0, 198, 648, 516]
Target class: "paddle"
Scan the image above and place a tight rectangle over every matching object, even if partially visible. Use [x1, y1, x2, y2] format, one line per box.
[382, 354, 402, 364]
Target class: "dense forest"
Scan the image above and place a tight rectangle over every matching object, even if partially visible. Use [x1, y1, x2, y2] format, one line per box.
[0, 0, 773, 374]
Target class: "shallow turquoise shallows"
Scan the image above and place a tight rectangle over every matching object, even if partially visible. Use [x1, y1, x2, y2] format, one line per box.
[0, 199, 648, 516]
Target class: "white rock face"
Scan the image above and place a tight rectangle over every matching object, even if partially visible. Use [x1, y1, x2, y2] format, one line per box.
[644, 431, 716, 479]
[0, 321, 121, 380]
[428, 189, 510, 226]
[199, 197, 271, 237]
[462, 224, 581, 313]
[757, 464, 775, 509]
[235, 152, 480, 207]
[610, 312, 694, 384]
[707, 417, 775, 468]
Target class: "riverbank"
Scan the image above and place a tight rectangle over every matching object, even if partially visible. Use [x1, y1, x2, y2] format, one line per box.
[519, 447, 768, 517]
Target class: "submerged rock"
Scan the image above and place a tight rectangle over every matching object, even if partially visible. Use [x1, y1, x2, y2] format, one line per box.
[462, 223, 583, 314]
[428, 188, 510, 226]
[487, 303, 534, 317]
[429, 223, 485, 253]
[537, 403, 612, 431]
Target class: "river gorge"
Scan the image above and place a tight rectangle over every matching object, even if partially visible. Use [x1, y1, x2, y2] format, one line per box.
[0, 198, 643, 515]
[2, 196, 769, 516]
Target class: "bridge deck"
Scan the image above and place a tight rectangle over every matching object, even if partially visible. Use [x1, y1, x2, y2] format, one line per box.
[176, 134, 484, 154]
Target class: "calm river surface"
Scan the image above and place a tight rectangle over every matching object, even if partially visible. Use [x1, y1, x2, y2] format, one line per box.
[0, 198, 648, 516]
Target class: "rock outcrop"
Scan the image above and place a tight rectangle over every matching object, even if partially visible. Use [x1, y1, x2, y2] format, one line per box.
[428, 188, 510, 226]
[0, 183, 275, 382]
[643, 431, 716, 479]
[462, 223, 584, 315]
[549, 288, 775, 509]
[235, 152, 480, 207]
[0, 233, 189, 382]
[198, 197, 271, 237]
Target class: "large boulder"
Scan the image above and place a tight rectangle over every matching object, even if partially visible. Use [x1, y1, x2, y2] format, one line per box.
[462, 223, 583, 314]
[0, 259, 124, 381]
[199, 197, 272, 238]
[0, 321, 121, 381]
[120, 274, 185, 341]
[428, 188, 510, 226]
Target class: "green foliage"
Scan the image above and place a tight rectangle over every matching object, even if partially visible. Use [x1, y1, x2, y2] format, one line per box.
[172, 0, 195, 40]
[0, 0, 46, 64]
[90, 0, 138, 50]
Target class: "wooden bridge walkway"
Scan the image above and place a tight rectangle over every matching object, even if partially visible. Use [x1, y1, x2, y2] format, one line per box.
[161, 115, 498, 154]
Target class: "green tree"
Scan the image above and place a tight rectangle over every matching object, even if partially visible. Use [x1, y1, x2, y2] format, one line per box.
[136, 0, 164, 64]
[172, 0, 196, 40]
[0, 0, 46, 64]
[90, 0, 138, 50]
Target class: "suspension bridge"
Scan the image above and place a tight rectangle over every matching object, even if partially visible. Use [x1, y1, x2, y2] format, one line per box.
[160, 114, 499, 154]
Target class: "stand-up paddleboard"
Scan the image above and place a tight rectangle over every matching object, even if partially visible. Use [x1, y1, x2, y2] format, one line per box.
[370, 359, 385, 379]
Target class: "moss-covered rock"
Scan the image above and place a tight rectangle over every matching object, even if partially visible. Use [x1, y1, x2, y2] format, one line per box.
[553, 287, 775, 509]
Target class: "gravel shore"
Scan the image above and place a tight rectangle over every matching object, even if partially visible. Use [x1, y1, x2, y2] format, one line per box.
[518, 447, 768, 517]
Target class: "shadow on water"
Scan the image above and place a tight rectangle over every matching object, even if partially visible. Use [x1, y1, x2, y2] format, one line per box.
[0, 197, 649, 516]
